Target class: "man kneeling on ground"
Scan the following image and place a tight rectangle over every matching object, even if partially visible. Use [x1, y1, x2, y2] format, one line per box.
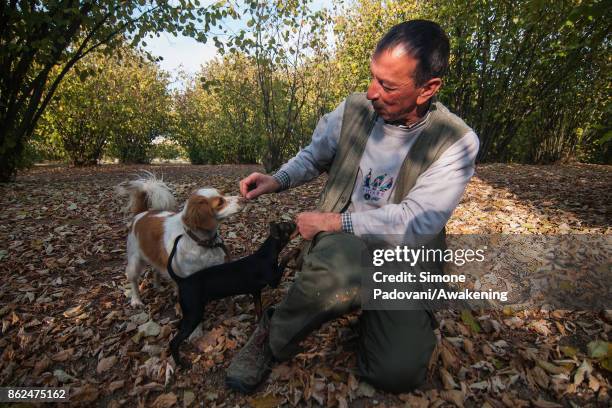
[226, 19, 479, 393]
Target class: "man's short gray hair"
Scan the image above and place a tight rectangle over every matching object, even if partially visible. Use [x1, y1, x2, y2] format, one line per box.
[374, 20, 450, 87]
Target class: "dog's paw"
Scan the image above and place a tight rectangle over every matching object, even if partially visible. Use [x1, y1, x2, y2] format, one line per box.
[173, 356, 191, 369]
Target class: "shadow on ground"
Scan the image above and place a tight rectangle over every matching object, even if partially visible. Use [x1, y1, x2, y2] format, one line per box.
[475, 163, 611, 230]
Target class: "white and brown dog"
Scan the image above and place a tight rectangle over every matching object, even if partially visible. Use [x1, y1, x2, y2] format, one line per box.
[116, 173, 245, 307]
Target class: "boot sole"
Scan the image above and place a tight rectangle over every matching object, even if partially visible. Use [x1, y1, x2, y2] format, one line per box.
[225, 376, 258, 393]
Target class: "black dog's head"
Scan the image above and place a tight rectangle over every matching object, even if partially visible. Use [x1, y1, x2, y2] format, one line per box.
[269, 221, 296, 247]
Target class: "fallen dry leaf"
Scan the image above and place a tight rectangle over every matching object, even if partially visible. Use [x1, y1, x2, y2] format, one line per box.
[247, 393, 285, 408]
[183, 390, 195, 407]
[72, 384, 99, 404]
[96, 355, 117, 374]
[532, 397, 563, 408]
[151, 392, 177, 408]
[51, 348, 74, 362]
[0, 163, 609, 407]
[440, 389, 465, 408]
[398, 393, 429, 408]
[440, 367, 458, 390]
[108, 380, 124, 393]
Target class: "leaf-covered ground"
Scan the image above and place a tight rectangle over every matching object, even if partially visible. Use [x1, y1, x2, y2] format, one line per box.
[0, 163, 610, 407]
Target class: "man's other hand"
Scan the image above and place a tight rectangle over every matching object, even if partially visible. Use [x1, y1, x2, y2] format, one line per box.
[296, 212, 342, 240]
[239, 172, 280, 200]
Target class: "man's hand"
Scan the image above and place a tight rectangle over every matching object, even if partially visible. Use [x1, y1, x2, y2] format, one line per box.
[239, 172, 281, 200]
[296, 212, 342, 240]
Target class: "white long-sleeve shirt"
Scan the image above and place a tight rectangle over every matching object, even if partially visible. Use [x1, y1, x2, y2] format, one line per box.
[274, 100, 479, 245]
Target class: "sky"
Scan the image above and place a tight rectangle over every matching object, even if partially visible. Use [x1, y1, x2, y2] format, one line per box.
[142, 0, 334, 89]
[143, 33, 219, 88]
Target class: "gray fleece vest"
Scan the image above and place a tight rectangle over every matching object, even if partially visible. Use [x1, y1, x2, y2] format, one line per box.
[318, 92, 470, 245]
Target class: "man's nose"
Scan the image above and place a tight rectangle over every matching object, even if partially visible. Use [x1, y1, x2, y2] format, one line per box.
[366, 80, 379, 100]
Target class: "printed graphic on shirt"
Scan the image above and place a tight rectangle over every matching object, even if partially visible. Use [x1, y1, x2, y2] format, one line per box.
[362, 168, 394, 201]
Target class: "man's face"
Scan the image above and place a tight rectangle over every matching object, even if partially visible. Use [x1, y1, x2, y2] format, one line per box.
[366, 47, 425, 124]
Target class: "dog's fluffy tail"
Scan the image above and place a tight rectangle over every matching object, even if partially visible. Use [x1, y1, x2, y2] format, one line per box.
[116, 171, 176, 215]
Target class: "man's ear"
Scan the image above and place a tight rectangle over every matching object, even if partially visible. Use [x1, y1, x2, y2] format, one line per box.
[416, 77, 442, 105]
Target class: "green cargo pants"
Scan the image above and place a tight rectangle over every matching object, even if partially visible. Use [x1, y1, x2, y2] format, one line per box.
[269, 232, 438, 393]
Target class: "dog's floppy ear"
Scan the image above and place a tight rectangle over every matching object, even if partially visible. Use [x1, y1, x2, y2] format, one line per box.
[182, 194, 217, 232]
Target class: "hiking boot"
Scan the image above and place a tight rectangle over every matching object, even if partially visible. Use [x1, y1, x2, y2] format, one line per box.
[225, 308, 275, 393]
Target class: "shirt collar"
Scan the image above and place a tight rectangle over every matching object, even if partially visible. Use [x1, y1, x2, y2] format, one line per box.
[383, 99, 434, 131]
[396, 110, 431, 130]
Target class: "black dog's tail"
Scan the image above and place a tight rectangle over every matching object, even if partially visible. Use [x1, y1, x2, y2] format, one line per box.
[167, 235, 184, 282]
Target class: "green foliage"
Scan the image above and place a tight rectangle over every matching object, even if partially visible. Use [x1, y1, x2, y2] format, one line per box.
[575, 102, 612, 164]
[38, 47, 170, 166]
[7, 0, 608, 173]
[151, 138, 187, 162]
[172, 43, 337, 169]
[104, 52, 172, 164]
[0, 0, 232, 181]
[430, 0, 610, 163]
[333, 0, 423, 99]
[221, 0, 336, 172]
[171, 78, 217, 165]
[172, 55, 265, 165]
[43, 57, 114, 166]
[332, 0, 611, 164]
[28, 113, 66, 163]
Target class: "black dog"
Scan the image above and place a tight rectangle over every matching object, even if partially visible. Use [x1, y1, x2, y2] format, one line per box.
[167, 221, 296, 367]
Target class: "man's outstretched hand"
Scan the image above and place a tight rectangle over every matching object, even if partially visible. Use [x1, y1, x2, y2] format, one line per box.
[296, 212, 342, 240]
[239, 173, 342, 240]
[239, 172, 281, 200]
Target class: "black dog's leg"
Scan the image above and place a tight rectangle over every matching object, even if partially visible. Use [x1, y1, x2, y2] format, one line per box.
[170, 311, 203, 368]
[252, 289, 262, 321]
[272, 251, 294, 288]
[279, 248, 300, 270]
[270, 263, 284, 289]
[272, 248, 301, 288]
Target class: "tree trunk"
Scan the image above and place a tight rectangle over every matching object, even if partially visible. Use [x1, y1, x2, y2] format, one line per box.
[262, 140, 283, 173]
[0, 127, 27, 182]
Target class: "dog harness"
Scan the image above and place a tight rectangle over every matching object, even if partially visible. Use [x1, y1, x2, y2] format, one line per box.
[167, 234, 183, 278]
[167, 234, 231, 279]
